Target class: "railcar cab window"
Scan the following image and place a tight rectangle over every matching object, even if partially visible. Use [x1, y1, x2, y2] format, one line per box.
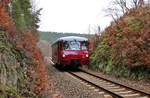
[63, 41, 88, 50]
[81, 41, 88, 50]
[63, 41, 80, 50]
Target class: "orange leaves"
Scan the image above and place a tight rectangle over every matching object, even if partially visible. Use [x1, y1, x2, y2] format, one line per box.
[1, 0, 11, 5]
[16, 31, 48, 95]
[0, 4, 13, 29]
[0, 1, 49, 96]
[33, 48, 48, 95]
[16, 32, 37, 52]
[104, 6, 150, 68]
[0, 3, 16, 39]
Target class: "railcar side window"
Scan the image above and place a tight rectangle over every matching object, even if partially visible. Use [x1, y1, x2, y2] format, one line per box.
[81, 41, 88, 50]
[64, 41, 70, 50]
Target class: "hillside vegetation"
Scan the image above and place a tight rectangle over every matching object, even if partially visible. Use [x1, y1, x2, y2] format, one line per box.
[39, 31, 92, 44]
[90, 4, 150, 79]
[0, 1, 48, 97]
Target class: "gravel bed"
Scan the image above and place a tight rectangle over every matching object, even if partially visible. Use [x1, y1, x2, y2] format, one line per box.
[82, 67, 150, 94]
[46, 65, 105, 98]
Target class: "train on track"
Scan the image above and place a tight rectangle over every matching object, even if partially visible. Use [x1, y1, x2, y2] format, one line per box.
[51, 36, 90, 68]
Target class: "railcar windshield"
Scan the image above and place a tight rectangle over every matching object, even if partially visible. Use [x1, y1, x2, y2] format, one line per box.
[63, 41, 88, 50]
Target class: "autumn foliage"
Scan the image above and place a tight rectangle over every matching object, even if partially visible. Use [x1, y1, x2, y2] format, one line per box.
[105, 6, 150, 68]
[0, 2, 48, 97]
[91, 5, 150, 76]
[0, 3, 16, 39]
[16, 31, 48, 94]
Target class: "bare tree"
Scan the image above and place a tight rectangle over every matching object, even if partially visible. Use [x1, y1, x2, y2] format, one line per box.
[138, 0, 144, 6]
[105, 0, 130, 22]
[132, 0, 144, 7]
[113, 0, 130, 14]
[105, 7, 121, 24]
[105, 0, 145, 26]
[133, 0, 139, 7]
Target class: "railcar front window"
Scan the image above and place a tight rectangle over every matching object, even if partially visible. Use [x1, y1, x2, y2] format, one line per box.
[63, 41, 88, 50]
[64, 41, 80, 50]
[70, 41, 80, 50]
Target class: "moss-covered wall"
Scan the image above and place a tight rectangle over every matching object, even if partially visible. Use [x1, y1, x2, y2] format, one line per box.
[0, 31, 36, 97]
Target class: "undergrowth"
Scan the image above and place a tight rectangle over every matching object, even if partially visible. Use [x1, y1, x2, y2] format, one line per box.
[0, 1, 49, 97]
[90, 5, 150, 80]
[0, 31, 37, 97]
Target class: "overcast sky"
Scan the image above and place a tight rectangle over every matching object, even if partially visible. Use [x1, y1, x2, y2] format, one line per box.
[36, 0, 113, 34]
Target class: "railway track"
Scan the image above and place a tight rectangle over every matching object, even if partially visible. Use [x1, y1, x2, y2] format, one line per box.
[68, 69, 150, 98]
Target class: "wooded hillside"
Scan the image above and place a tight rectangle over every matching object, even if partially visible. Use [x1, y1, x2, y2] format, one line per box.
[0, 1, 48, 97]
[90, 0, 150, 79]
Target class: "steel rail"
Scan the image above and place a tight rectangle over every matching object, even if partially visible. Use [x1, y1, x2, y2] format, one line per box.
[69, 71, 123, 98]
[79, 68, 150, 97]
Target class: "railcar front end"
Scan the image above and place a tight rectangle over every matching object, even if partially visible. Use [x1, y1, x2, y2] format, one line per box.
[52, 36, 89, 68]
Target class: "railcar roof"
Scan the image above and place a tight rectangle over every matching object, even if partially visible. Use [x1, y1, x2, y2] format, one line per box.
[59, 36, 88, 41]
[52, 36, 88, 45]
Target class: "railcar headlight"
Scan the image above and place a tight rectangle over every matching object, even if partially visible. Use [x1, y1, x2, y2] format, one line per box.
[85, 54, 88, 57]
[62, 54, 66, 58]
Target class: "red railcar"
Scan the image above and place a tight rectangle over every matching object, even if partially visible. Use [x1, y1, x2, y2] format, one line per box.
[51, 36, 89, 68]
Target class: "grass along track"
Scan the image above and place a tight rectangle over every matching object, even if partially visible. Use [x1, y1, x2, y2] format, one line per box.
[68, 69, 150, 98]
